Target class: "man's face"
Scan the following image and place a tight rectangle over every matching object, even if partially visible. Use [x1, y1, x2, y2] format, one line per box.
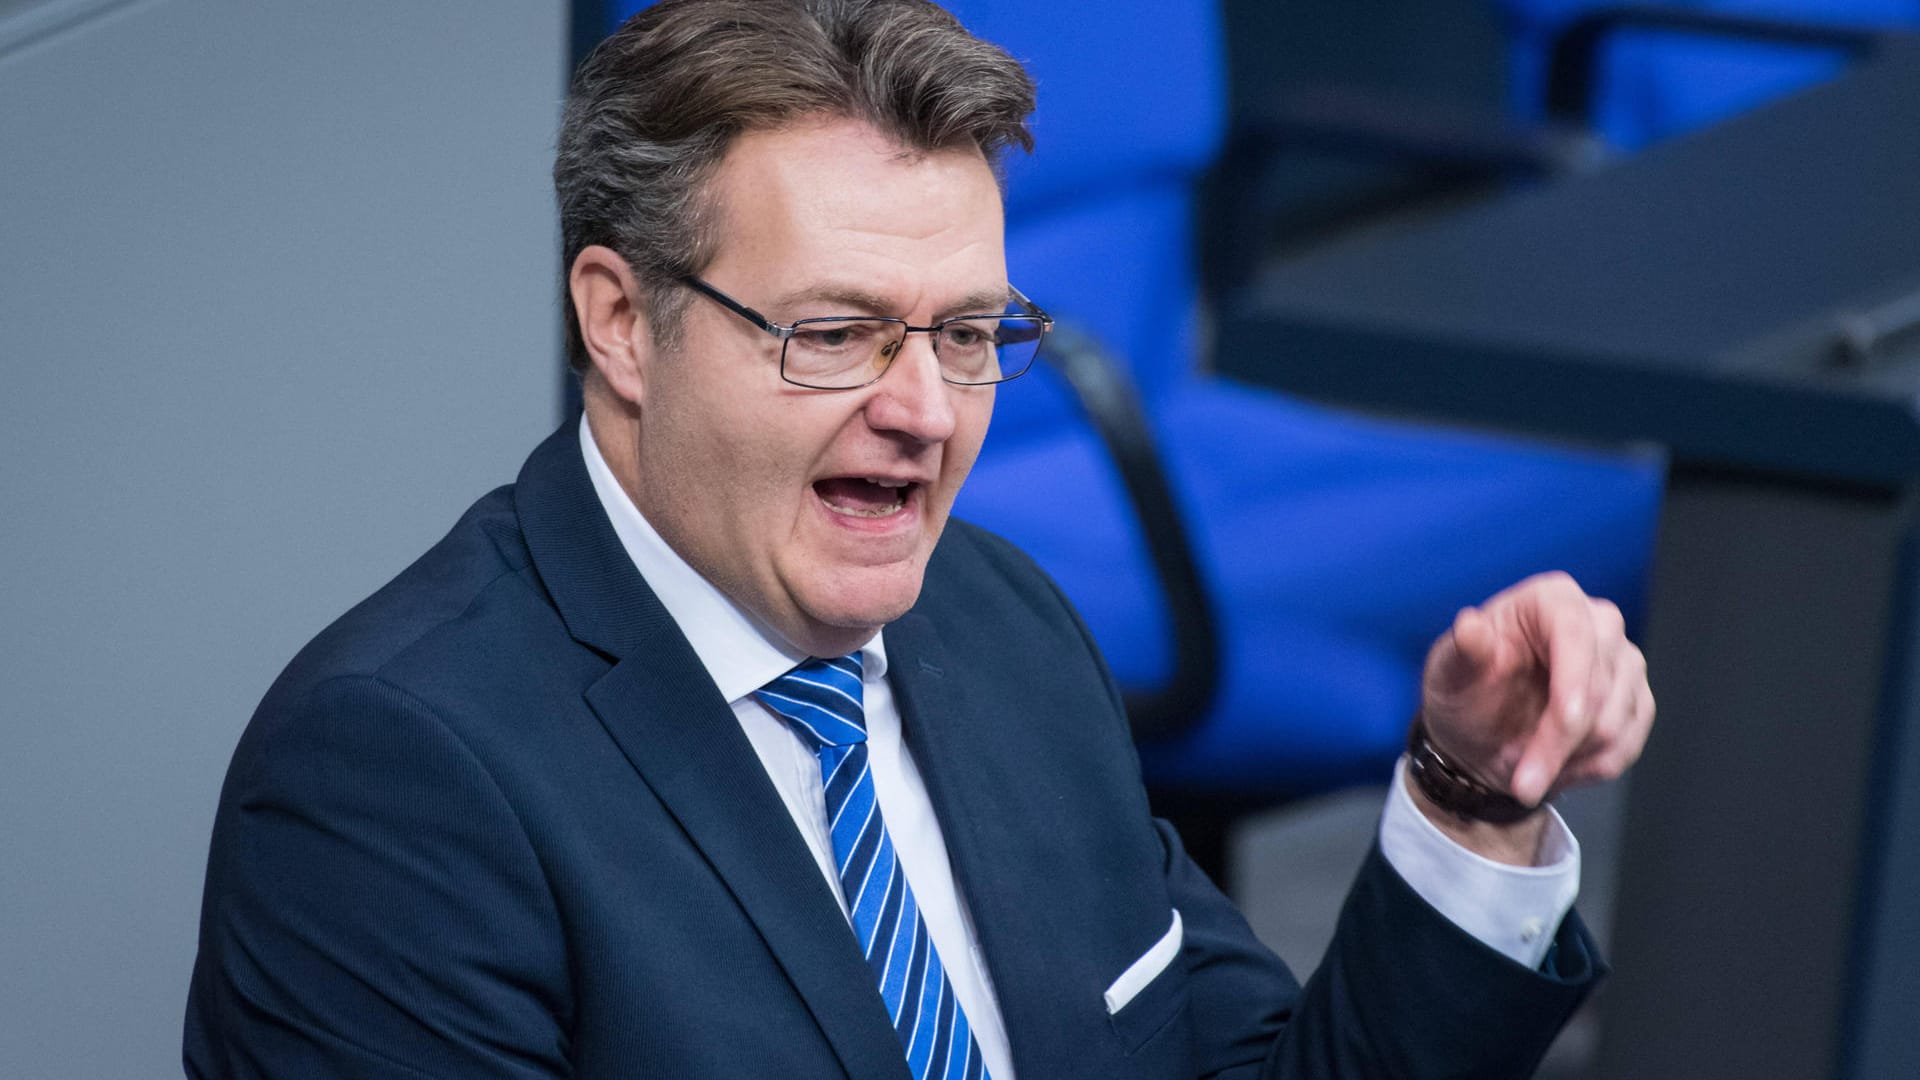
[627, 117, 1004, 656]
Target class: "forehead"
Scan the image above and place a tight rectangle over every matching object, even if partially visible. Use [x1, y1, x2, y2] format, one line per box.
[702, 117, 1007, 312]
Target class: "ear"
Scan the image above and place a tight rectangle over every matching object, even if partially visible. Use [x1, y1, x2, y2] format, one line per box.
[569, 244, 652, 406]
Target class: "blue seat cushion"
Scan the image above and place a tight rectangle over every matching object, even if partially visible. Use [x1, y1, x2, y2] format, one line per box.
[1137, 610, 1416, 794]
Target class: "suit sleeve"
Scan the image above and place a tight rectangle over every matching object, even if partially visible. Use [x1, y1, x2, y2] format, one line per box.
[1146, 748, 1601, 1077]
[1026, 537, 1601, 1078]
[184, 674, 573, 1079]
[1250, 841, 1601, 1079]
[1146, 767, 1601, 1080]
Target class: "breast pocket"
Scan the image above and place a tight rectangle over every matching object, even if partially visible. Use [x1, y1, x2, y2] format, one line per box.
[1103, 909, 1188, 1053]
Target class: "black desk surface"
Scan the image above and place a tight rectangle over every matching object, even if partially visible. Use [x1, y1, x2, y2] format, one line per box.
[1219, 38, 1920, 489]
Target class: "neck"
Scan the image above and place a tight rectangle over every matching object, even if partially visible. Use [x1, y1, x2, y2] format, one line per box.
[582, 376, 644, 501]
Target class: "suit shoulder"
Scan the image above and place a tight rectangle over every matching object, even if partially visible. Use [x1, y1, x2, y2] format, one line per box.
[925, 516, 1058, 597]
[918, 517, 1108, 665]
[258, 483, 553, 710]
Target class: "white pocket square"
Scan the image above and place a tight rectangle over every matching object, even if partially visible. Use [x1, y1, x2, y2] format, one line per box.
[1103, 909, 1184, 1015]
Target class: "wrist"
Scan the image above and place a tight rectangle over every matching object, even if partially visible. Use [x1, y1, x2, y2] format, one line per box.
[1401, 765, 1552, 866]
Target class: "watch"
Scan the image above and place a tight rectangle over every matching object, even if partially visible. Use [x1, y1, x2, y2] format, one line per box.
[1405, 715, 1542, 826]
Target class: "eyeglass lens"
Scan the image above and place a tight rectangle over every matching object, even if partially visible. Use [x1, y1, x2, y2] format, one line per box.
[783, 313, 1047, 388]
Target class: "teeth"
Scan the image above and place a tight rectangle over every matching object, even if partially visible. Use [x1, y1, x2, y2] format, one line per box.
[817, 477, 912, 518]
[824, 496, 906, 519]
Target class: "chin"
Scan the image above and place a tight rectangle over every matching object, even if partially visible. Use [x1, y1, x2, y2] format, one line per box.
[795, 562, 928, 642]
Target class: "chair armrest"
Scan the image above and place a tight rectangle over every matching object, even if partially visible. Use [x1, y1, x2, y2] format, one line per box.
[1544, 5, 1887, 128]
[1038, 324, 1221, 742]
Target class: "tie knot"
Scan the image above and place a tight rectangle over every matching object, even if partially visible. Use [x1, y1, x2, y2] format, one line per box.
[753, 654, 867, 750]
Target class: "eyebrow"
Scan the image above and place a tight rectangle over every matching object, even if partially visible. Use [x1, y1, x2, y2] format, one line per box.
[770, 285, 1015, 322]
[941, 288, 1018, 319]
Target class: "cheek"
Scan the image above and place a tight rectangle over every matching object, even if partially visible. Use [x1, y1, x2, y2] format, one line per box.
[722, 410, 846, 531]
[671, 380, 787, 486]
[638, 392, 783, 538]
[696, 428, 792, 522]
[939, 396, 993, 490]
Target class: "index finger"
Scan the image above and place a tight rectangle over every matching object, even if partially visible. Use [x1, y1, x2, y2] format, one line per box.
[1509, 578, 1598, 803]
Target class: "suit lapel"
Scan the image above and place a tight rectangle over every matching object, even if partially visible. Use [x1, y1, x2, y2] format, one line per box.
[585, 658, 910, 1080]
[515, 422, 909, 1080]
[883, 612, 1051, 1069]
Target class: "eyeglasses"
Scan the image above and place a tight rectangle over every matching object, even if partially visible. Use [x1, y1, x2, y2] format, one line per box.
[680, 276, 1052, 390]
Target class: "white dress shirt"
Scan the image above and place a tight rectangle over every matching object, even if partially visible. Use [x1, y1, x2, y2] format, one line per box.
[579, 417, 1580, 1075]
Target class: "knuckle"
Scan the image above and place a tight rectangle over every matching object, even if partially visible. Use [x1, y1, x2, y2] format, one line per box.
[1591, 597, 1625, 632]
[1586, 737, 1634, 776]
[1611, 740, 1647, 773]
[1588, 753, 1627, 781]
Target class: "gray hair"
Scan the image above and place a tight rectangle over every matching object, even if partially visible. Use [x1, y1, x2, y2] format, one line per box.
[553, 0, 1037, 372]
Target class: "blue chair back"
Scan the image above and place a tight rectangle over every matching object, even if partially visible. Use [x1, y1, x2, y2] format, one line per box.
[934, 1, 1228, 444]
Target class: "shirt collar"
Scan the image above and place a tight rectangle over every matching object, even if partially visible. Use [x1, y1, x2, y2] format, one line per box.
[577, 415, 887, 703]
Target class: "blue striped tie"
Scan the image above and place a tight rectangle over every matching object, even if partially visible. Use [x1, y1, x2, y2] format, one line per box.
[755, 655, 991, 1080]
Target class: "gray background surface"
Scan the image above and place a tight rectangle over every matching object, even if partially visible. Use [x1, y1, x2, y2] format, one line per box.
[1, 2, 567, 1074]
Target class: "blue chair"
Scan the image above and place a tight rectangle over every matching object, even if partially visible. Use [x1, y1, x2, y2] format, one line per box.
[942, 0, 1662, 873]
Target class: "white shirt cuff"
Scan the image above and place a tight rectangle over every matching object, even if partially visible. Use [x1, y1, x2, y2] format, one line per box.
[1377, 755, 1581, 969]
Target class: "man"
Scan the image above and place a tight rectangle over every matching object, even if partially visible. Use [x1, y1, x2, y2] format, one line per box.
[185, 1, 1654, 1077]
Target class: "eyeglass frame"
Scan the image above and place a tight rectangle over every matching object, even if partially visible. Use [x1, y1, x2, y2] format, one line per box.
[678, 275, 1053, 390]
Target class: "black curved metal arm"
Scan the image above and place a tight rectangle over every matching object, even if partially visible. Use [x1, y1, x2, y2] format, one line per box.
[1037, 323, 1221, 743]
[1545, 5, 1887, 128]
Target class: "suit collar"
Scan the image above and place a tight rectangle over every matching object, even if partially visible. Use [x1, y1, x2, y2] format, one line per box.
[514, 420, 666, 661]
[516, 419, 911, 1079]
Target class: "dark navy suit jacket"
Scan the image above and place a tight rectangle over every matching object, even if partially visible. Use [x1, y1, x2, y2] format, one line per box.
[185, 422, 1602, 1078]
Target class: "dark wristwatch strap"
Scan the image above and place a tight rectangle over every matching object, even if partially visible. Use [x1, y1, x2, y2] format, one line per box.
[1405, 715, 1542, 825]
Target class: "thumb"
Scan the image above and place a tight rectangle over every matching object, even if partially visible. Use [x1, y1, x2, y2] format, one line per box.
[1429, 606, 1499, 696]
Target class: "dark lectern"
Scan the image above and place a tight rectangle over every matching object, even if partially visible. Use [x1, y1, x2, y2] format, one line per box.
[1218, 38, 1920, 1080]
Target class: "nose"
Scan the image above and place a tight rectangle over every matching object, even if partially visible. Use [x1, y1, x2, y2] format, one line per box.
[863, 331, 958, 444]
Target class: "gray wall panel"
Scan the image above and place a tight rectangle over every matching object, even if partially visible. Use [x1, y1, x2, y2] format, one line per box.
[0, 2, 566, 1074]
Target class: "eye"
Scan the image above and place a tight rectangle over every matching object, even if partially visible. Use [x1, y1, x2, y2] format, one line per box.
[941, 321, 993, 350]
[792, 321, 885, 353]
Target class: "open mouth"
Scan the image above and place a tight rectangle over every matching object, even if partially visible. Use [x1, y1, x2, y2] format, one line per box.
[814, 476, 915, 519]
